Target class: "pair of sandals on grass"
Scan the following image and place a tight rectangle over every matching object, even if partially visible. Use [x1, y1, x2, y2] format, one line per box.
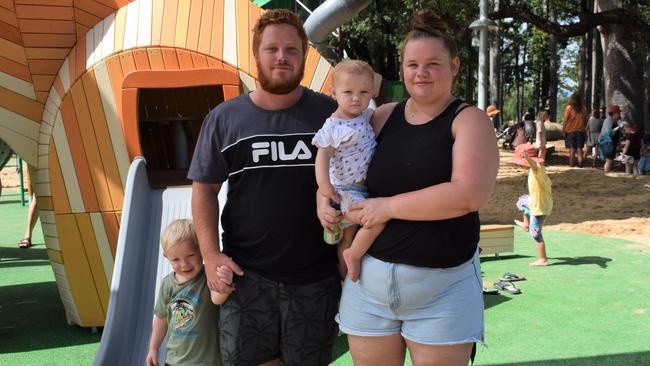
[18, 238, 33, 249]
[483, 272, 525, 295]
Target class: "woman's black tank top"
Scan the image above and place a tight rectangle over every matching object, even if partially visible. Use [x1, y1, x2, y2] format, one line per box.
[366, 99, 480, 268]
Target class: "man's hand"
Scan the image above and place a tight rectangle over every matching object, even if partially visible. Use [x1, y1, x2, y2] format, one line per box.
[317, 187, 342, 231]
[205, 253, 243, 294]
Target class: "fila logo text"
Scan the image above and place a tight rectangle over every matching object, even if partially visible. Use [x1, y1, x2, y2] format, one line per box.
[251, 140, 312, 162]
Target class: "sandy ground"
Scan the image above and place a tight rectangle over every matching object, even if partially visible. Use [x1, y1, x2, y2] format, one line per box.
[481, 139, 650, 247]
[2, 141, 649, 247]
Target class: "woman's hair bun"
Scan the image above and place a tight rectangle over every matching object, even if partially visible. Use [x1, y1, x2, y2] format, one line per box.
[411, 10, 448, 35]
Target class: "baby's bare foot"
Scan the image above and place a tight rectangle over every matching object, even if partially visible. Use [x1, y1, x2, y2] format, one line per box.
[514, 219, 529, 232]
[529, 259, 549, 266]
[342, 248, 361, 282]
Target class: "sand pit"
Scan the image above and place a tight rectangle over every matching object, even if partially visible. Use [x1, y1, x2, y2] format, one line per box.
[481, 140, 650, 247]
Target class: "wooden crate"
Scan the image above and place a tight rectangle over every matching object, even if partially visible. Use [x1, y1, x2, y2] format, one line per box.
[479, 224, 514, 256]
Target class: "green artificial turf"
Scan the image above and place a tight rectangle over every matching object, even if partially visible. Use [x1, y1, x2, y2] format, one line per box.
[1, 186, 649, 365]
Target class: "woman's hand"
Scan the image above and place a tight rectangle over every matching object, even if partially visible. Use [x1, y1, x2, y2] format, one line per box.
[317, 187, 342, 231]
[348, 197, 391, 229]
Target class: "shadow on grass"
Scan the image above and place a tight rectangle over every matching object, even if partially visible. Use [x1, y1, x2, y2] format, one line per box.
[484, 293, 512, 310]
[482, 351, 650, 365]
[550, 256, 612, 268]
[0, 281, 101, 353]
[0, 245, 49, 268]
[480, 254, 533, 263]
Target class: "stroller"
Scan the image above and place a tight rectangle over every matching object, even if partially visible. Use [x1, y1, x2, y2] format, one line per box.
[497, 123, 520, 150]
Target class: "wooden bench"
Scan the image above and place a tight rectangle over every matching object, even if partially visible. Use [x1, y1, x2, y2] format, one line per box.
[479, 224, 514, 258]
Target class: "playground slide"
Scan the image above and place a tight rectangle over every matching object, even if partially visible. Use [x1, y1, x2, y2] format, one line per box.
[94, 157, 227, 365]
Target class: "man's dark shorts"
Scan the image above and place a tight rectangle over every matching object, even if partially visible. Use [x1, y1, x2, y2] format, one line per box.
[565, 131, 586, 149]
[219, 269, 342, 366]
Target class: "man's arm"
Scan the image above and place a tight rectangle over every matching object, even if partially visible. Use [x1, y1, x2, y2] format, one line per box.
[192, 181, 242, 293]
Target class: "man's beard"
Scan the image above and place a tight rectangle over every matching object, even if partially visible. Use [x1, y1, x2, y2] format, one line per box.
[256, 60, 305, 94]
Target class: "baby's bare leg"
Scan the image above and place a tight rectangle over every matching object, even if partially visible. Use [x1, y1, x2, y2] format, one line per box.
[343, 223, 385, 282]
[336, 226, 356, 280]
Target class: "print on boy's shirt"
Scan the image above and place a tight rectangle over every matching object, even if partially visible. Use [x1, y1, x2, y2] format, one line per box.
[169, 288, 202, 338]
[223, 133, 318, 177]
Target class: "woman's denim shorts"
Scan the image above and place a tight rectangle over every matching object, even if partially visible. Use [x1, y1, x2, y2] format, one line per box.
[336, 249, 484, 346]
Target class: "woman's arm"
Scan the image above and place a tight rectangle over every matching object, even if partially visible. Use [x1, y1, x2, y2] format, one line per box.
[350, 107, 499, 227]
[371, 102, 398, 135]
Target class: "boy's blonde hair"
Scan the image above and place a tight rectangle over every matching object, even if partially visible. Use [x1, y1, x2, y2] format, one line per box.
[160, 219, 197, 253]
[332, 59, 374, 84]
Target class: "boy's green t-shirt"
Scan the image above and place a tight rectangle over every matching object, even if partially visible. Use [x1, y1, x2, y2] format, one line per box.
[154, 267, 221, 366]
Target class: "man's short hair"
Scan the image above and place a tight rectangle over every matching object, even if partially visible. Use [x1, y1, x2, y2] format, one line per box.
[160, 219, 197, 253]
[252, 9, 308, 58]
[332, 60, 375, 83]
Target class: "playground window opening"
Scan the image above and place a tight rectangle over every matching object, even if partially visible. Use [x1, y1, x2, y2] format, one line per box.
[137, 85, 224, 188]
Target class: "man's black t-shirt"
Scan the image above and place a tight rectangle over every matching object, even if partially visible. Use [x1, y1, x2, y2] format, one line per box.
[188, 88, 338, 284]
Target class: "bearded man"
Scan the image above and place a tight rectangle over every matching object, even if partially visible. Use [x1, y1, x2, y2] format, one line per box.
[188, 9, 340, 366]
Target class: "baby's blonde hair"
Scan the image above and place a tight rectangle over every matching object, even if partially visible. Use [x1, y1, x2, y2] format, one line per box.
[332, 59, 375, 84]
[160, 219, 197, 253]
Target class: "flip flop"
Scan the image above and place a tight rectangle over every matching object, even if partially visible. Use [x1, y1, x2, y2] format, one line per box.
[18, 238, 33, 249]
[494, 281, 521, 295]
[499, 272, 526, 282]
[482, 281, 498, 295]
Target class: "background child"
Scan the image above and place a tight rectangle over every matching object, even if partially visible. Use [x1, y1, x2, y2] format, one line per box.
[618, 122, 642, 175]
[639, 133, 650, 175]
[312, 59, 382, 282]
[509, 144, 553, 266]
[146, 219, 232, 366]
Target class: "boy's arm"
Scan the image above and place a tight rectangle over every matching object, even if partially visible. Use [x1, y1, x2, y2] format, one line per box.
[210, 290, 229, 305]
[315, 147, 339, 204]
[146, 315, 168, 366]
[210, 265, 233, 305]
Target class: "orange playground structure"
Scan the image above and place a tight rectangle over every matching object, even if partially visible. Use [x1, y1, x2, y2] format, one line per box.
[0, 0, 335, 327]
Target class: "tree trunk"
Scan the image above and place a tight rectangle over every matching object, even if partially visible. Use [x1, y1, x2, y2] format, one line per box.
[598, 0, 643, 130]
[465, 37, 474, 104]
[591, 26, 603, 110]
[548, 0, 559, 122]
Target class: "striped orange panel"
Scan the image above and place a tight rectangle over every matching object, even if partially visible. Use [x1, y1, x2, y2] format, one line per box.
[81, 70, 124, 210]
[75, 35, 87, 79]
[39, 196, 54, 211]
[0, 86, 43, 121]
[119, 50, 136, 76]
[22, 33, 76, 48]
[161, 48, 179, 70]
[15, 5, 74, 20]
[132, 49, 151, 70]
[76, 23, 89, 40]
[74, 6, 102, 28]
[320, 69, 333, 95]
[56, 213, 105, 326]
[25, 48, 70, 60]
[113, 4, 126, 51]
[146, 48, 165, 70]
[0, 6, 18, 28]
[0, 19, 21, 44]
[53, 76, 65, 98]
[101, 211, 119, 256]
[191, 52, 208, 68]
[69, 77, 112, 212]
[235, 0, 249, 74]
[75, 213, 110, 315]
[59, 96, 100, 212]
[151, 0, 164, 46]
[174, 0, 190, 48]
[223, 85, 239, 101]
[185, 0, 202, 51]
[176, 49, 193, 70]
[210, 0, 223, 60]
[28, 59, 64, 75]
[0, 55, 31, 81]
[35, 91, 48, 103]
[248, 2, 260, 79]
[32, 74, 56, 92]
[197, 0, 214, 55]
[105, 55, 124, 120]
[49, 141, 72, 214]
[206, 56, 223, 69]
[67, 46, 77, 84]
[74, 0, 114, 20]
[17, 19, 76, 33]
[160, 0, 179, 46]
[301, 47, 320, 87]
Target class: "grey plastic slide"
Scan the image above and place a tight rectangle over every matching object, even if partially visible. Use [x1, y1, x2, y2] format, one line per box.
[94, 157, 227, 365]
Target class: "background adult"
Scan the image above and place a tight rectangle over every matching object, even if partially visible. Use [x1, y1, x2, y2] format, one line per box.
[535, 110, 549, 159]
[323, 10, 499, 366]
[18, 166, 38, 248]
[562, 92, 588, 167]
[188, 9, 340, 365]
[599, 105, 621, 172]
[585, 109, 604, 167]
[486, 104, 500, 132]
[523, 107, 536, 143]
